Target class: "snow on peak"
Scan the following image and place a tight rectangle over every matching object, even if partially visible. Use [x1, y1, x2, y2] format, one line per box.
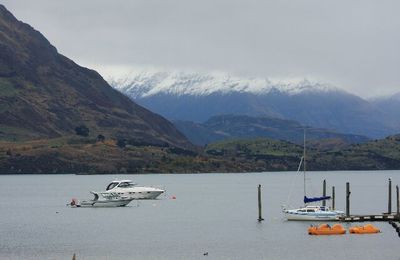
[108, 70, 342, 98]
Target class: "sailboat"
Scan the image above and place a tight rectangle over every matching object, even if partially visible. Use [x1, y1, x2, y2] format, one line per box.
[282, 130, 344, 221]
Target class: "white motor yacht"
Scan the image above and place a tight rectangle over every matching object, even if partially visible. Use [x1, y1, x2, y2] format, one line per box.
[105, 180, 165, 199]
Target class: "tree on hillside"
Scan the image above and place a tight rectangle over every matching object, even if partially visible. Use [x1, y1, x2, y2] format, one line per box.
[97, 134, 105, 142]
[75, 125, 89, 137]
[117, 138, 126, 148]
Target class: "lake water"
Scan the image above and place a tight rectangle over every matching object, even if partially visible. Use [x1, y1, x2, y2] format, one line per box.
[0, 171, 399, 260]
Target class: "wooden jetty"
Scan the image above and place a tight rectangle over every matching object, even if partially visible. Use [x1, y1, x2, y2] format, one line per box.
[337, 178, 400, 223]
[338, 214, 400, 222]
[257, 178, 400, 225]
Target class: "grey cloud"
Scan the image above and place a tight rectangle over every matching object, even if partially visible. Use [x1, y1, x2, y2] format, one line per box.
[1, 0, 399, 97]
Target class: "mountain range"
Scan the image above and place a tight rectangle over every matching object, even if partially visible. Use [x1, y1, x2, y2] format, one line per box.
[0, 5, 190, 149]
[110, 71, 400, 139]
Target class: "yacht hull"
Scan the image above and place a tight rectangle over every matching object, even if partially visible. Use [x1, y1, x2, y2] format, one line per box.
[78, 199, 133, 207]
[124, 191, 164, 200]
[284, 212, 340, 221]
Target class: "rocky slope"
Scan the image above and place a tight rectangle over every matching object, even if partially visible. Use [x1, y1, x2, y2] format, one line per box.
[0, 4, 190, 148]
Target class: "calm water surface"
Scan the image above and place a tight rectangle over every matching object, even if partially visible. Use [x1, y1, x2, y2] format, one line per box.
[0, 171, 400, 260]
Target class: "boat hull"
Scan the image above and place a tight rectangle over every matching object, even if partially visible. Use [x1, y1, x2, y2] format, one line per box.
[285, 212, 340, 221]
[349, 224, 380, 234]
[308, 224, 346, 235]
[78, 199, 133, 207]
[107, 190, 164, 200]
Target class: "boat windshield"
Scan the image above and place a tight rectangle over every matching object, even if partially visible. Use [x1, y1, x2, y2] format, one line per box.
[118, 182, 135, 188]
[106, 182, 119, 191]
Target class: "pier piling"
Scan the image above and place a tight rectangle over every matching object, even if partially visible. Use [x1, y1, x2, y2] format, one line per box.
[346, 182, 350, 217]
[322, 179, 326, 207]
[396, 185, 399, 216]
[388, 178, 392, 214]
[332, 186, 335, 210]
[258, 184, 264, 222]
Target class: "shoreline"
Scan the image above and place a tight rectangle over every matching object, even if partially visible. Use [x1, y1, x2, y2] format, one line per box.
[0, 169, 399, 175]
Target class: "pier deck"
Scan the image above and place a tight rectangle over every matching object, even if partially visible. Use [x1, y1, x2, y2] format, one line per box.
[338, 214, 400, 222]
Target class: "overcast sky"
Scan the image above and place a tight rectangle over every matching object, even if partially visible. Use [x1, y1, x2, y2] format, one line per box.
[2, 0, 399, 97]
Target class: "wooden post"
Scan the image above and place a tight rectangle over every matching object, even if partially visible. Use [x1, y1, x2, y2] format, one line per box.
[346, 182, 350, 217]
[388, 178, 392, 214]
[322, 179, 326, 207]
[396, 185, 399, 216]
[258, 184, 264, 221]
[332, 186, 335, 210]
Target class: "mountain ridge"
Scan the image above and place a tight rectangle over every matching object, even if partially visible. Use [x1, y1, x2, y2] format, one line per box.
[111, 71, 400, 138]
[0, 4, 191, 148]
[110, 70, 344, 98]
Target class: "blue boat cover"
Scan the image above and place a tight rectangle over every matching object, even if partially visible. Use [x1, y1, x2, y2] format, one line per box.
[304, 196, 331, 204]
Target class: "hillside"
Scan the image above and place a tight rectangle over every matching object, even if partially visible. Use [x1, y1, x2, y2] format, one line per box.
[205, 134, 400, 171]
[0, 4, 190, 148]
[111, 71, 400, 138]
[174, 114, 369, 146]
[0, 137, 222, 174]
[1, 132, 399, 173]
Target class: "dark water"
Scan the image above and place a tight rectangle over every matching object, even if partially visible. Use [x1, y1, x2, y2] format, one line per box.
[0, 171, 399, 260]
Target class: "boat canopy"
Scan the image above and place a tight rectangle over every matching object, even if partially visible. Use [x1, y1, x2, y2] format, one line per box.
[304, 195, 331, 204]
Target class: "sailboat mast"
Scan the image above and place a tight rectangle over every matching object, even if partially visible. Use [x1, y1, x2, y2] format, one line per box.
[303, 129, 306, 201]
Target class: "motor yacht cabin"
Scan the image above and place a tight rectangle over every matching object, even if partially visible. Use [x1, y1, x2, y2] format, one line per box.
[105, 180, 165, 200]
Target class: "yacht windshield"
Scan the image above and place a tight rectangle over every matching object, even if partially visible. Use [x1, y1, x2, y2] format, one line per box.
[106, 182, 119, 191]
[118, 182, 135, 188]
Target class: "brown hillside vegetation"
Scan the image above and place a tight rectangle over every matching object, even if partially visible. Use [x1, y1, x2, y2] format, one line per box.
[0, 4, 190, 148]
[0, 137, 263, 174]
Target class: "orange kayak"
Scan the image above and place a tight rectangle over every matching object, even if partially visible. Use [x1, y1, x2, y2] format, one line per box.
[349, 224, 380, 234]
[308, 224, 346, 235]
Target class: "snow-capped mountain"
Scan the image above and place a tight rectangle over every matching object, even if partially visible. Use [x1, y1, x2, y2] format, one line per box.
[109, 71, 400, 138]
[110, 70, 342, 98]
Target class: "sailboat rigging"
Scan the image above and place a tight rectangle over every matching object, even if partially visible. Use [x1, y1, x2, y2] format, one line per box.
[301, 130, 331, 204]
[282, 129, 344, 221]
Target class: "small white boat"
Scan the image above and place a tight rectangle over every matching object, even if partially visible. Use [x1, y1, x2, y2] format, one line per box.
[284, 205, 344, 221]
[105, 180, 165, 200]
[69, 192, 134, 208]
